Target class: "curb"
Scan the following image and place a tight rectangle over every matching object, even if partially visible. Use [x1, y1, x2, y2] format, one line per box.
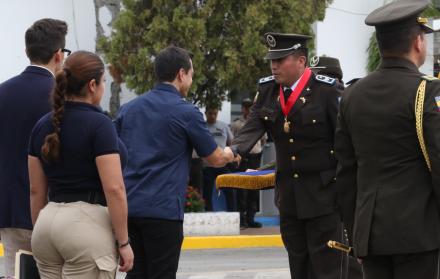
[0, 235, 283, 257]
[182, 234, 283, 250]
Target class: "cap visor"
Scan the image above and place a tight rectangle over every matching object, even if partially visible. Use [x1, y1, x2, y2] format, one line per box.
[264, 50, 295, 60]
[422, 24, 435, 33]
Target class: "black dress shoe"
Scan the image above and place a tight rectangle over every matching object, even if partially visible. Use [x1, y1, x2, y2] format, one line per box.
[247, 221, 262, 228]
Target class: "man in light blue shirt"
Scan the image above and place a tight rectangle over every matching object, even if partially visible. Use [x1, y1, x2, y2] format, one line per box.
[203, 105, 236, 212]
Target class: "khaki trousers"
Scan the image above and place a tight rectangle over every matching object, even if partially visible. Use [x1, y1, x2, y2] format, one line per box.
[0, 227, 32, 277]
[31, 202, 118, 279]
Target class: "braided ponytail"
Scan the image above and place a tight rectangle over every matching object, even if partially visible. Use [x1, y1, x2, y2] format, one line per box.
[41, 69, 68, 163]
[41, 51, 104, 163]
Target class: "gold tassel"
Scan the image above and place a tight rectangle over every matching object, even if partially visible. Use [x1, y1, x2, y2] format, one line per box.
[216, 172, 275, 190]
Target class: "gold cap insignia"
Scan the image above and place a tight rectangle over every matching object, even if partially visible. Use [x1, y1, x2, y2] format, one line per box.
[417, 17, 428, 24]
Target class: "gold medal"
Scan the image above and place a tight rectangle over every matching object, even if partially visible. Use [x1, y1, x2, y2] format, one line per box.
[278, 68, 312, 134]
[283, 118, 291, 133]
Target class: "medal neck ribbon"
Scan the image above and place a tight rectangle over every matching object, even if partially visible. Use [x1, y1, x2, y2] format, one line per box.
[279, 68, 312, 117]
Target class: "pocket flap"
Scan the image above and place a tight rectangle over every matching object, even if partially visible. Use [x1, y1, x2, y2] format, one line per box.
[260, 107, 277, 122]
[301, 111, 325, 125]
[95, 254, 117, 272]
[320, 169, 336, 187]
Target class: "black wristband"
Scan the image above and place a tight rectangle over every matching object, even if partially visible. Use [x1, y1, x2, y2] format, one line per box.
[117, 238, 130, 248]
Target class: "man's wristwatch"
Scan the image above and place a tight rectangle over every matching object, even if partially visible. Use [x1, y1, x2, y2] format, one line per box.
[117, 238, 130, 248]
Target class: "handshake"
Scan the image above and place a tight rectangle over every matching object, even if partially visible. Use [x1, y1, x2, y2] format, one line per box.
[224, 146, 241, 165]
[205, 146, 241, 168]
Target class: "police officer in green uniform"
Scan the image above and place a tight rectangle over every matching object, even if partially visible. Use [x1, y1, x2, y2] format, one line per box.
[335, 1, 440, 278]
[231, 33, 343, 279]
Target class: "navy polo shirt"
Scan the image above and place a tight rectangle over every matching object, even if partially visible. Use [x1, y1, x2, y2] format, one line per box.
[115, 83, 217, 221]
[29, 102, 127, 199]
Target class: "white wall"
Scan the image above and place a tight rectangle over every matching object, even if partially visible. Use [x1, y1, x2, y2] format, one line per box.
[315, 0, 383, 82]
[0, 0, 96, 81]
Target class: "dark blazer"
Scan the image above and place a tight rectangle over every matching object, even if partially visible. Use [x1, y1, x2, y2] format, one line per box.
[232, 72, 340, 219]
[0, 66, 54, 229]
[335, 57, 440, 257]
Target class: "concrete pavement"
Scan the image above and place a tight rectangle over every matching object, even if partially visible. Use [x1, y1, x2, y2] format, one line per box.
[1, 227, 286, 278]
[1, 247, 290, 278]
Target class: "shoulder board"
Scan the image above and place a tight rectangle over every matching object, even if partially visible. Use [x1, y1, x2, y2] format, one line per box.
[259, 75, 275, 84]
[422, 75, 438, 82]
[315, 74, 336, 86]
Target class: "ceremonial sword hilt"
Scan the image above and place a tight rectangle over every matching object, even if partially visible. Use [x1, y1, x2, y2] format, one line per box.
[327, 240, 352, 254]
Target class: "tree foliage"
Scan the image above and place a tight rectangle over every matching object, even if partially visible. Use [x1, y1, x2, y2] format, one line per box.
[366, 33, 380, 73]
[99, 0, 333, 107]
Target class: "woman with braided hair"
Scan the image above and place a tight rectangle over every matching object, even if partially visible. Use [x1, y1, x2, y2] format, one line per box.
[28, 51, 133, 278]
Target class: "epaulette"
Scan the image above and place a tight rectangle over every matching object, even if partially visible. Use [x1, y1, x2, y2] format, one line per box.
[422, 75, 438, 82]
[259, 75, 275, 84]
[315, 74, 336, 86]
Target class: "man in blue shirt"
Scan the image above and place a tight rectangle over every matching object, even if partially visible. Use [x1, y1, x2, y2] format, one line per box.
[115, 46, 237, 279]
[0, 18, 68, 277]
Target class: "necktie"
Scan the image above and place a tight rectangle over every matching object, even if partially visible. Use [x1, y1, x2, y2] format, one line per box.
[283, 88, 292, 103]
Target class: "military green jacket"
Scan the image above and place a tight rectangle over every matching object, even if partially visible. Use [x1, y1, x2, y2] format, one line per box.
[336, 57, 440, 257]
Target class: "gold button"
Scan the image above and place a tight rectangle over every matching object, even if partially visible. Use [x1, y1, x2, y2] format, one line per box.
[312, 119, 316, 123]
[330, 150, 334, 154]
[289, 139, 294, 143]
[294, 174, 299, 178]
[291, 156, 296, 161]
[333, 177, 337, 181]
[264, 116, 268, 120]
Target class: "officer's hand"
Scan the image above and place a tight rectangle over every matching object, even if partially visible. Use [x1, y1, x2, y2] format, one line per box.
[223, 147, 235, 162]
[118, 244, 134, 272]
[233, 154, 241, 165]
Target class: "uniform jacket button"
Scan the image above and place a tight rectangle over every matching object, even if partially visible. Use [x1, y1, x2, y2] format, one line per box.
[289, 139, 294, 143]
[264, 116, 268, 120]
[291, 156, 296, 161]
[330, 150, 334, 154]
[312, 119, 317, 123]
[294, 173, 299, 178]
